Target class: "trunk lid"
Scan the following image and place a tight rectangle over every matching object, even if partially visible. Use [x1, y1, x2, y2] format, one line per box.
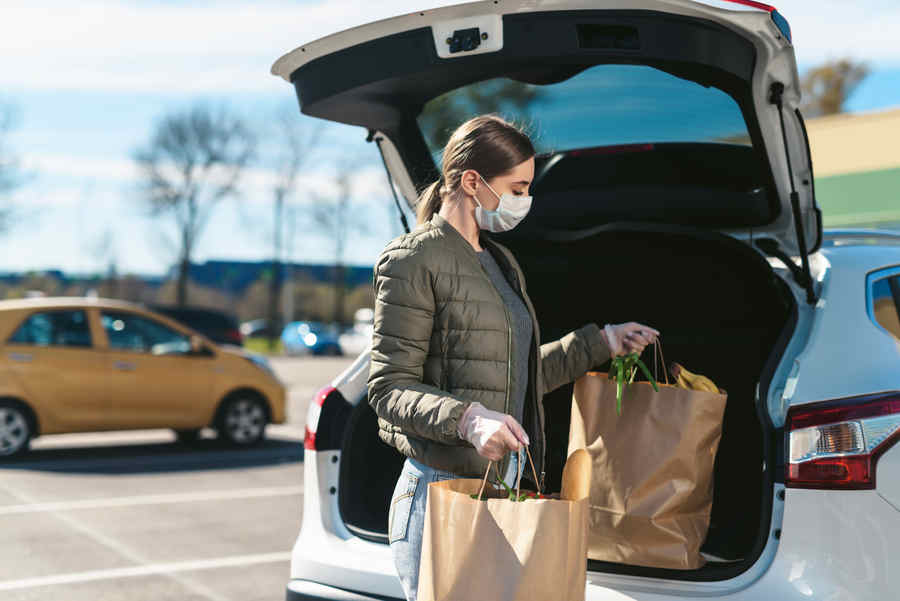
[272, 0, 821, 256]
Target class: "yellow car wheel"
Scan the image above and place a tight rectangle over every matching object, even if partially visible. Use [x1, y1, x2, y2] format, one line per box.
[217, 395, 268, 447]
[0, 401, 32, 459]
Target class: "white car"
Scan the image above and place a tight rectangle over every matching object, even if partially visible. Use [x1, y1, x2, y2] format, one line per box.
[338, 308, 375, 357]
[272, 1, 900, 599]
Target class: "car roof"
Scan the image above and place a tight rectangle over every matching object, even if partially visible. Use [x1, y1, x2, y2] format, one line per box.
[821, 244, 900, 275]
[151, 304, 233, 316]
[0, 297, 145, 313]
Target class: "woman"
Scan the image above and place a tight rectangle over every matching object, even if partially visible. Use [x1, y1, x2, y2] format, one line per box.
[368, 115, 659, 601]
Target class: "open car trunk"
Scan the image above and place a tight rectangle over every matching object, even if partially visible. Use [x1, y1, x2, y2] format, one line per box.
[339, 224, 795, 580]
[273, 0, 814, 584]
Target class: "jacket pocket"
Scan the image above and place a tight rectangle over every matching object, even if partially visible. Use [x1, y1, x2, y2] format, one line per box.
[388, 473, 419, 544]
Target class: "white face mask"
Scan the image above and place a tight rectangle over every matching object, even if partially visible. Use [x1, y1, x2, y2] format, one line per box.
[473, 173, 533, 233]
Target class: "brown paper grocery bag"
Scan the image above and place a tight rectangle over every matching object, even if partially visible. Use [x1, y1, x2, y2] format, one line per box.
[568, 371, 727, 570]
[417, 451, 591, 601]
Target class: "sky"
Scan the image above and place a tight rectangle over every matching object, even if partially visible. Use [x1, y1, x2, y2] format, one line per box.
[1, 0, 899, 276]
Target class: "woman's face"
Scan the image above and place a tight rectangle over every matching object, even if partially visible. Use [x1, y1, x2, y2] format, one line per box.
[462, 156, 535, 212]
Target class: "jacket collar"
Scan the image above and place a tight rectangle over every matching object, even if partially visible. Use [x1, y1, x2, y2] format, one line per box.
[428, 212, 523, 286]
[429, 212, 492, 259]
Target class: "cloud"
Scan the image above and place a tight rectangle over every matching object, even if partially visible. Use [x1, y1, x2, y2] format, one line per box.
[2, 0, 899, 95]
[19, 150, 390, 210]
[780, 0, 900, 68]
[0, 0, 453, 93]
[23, 153, 138, 183]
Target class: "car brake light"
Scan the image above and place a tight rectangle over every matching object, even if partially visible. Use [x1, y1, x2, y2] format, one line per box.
[225, 328, 243, 344]
[304, 386, 336, 451]
[786, 392, 900, 489]
[699, 1, 791, 43]
[720, 0, 775, 11]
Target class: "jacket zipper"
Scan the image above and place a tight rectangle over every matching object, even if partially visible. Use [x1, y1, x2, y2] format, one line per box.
[508, 261, 544, 488]
[501, 300, 512, 480]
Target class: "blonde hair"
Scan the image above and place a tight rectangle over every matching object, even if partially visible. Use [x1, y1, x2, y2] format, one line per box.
[416, 115, 535, 224]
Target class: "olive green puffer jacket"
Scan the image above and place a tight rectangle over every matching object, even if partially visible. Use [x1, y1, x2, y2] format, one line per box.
[367, 213, 611, 480]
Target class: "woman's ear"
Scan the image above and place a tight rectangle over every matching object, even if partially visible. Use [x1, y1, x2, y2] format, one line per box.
[459, 169, 479, 197]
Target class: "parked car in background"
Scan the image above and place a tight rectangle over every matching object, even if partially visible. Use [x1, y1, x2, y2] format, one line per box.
[240, 317, 277, 339]
[0, 297, 286, 457]
[150, 304, 243, 347]
[281, 321, 343, 356]
[338, 308, 374, 357]
[273, 1, 900, 600]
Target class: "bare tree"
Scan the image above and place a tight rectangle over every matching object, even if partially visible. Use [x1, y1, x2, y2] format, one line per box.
[0, 101, 22, 234]
[419, 79, 545, 150]
[134, 104, 255, 306]
[86, 229, 119, 298]
[266, 109, 322, 348]
[801, 59, 870, 117]
[310, 162, 366, 325]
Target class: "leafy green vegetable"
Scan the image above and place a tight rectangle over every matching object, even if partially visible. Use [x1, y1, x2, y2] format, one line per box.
[496, 473, 514, 499]
[635, 357, 659, 392]
[610, 351, 660, 415]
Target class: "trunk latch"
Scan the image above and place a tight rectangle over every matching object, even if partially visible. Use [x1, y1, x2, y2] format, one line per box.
[447, 27, 485, 54]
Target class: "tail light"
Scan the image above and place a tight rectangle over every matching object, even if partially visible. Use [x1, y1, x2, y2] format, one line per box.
[786, 392, 900, 489]
[720, 0, 775, 11]
[225, 328, 244, 345]
[696, 0, 775, 12]
[304, 386, 335, 451]
[695, 2, 791, 43]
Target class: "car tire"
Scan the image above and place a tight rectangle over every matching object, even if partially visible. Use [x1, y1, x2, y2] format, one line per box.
[174, 428, 202, 445]
[216, 395, 268, 447]
[0, 401, 32, 459]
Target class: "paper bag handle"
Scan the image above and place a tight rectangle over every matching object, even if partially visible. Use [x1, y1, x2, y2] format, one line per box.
[652, 340, 670, 386]
[475, 445, 542, 501]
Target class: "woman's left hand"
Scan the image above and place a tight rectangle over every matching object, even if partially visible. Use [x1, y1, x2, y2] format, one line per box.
[602, 322, 660, 356]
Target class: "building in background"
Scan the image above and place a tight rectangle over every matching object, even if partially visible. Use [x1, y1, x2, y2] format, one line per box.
[807, 106, 900, 230]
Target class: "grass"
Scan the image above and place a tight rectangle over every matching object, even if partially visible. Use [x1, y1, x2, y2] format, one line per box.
[244, 337, 284, 356]
[817, 167, 900, 226]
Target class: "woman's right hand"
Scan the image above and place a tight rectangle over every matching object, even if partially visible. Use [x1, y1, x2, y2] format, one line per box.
[602, 322, 660, 356]
[457, 402, 529, 461]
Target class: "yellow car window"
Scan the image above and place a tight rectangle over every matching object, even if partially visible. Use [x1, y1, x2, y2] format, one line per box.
[8, 310, 92, 348]
[101, 311, 191, 355]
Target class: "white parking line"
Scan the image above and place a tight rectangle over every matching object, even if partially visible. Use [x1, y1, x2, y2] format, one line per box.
[0, 551, 292, 591]
[0, 485, 303, 515]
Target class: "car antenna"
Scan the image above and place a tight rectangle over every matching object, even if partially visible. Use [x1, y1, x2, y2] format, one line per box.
[760, 82, 817, 305]
[368, 129, 410, 234]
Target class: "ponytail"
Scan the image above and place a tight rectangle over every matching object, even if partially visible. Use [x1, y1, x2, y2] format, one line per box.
[416, 179, 443, 225]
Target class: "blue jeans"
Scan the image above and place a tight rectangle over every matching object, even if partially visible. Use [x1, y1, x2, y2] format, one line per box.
[389, 451, 525, 601]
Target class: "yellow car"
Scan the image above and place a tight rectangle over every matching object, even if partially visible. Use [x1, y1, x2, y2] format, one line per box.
[0, 297, 287, 457]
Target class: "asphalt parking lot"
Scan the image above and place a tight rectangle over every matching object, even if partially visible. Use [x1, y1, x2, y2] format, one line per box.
[0, 355, 355, 601]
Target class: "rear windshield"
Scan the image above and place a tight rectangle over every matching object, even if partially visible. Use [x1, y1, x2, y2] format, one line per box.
[418, 64, 751, 157]
[417, 63, 773, 230]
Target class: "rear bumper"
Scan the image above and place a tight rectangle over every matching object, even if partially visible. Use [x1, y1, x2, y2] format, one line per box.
[286, 579, 401, 601]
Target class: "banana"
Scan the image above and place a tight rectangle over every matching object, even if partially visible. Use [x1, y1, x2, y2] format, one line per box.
[670, 363, 721, 393]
